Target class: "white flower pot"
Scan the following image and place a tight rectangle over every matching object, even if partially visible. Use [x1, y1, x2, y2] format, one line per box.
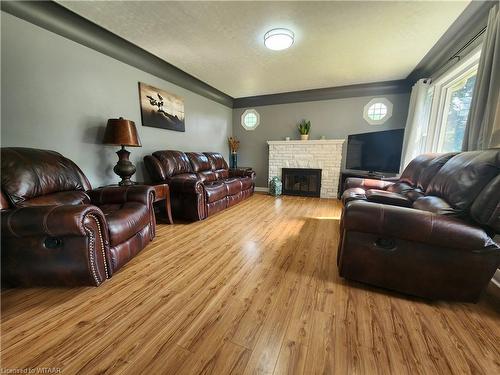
[300, 134, 309, 140]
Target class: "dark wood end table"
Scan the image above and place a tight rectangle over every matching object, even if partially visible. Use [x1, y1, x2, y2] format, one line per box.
[146, 182, 173, 225]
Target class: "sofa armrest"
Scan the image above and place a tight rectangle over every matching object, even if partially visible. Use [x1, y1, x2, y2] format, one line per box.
[88, 185, 154, 206]
[382, 176, 400, 182]
[229, 168, 255, 179]
[1, 205, 110, 286]
[342, 201, 499, 252]
[168, 174, 204, 195]
[144, 155, 167, 182]
[2, 204, 106, 238]
[345, 177, 394, 190]
[365, 189, 412, 207]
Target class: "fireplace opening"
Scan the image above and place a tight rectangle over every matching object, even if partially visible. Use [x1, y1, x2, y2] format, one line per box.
[282, 168, 321, 197]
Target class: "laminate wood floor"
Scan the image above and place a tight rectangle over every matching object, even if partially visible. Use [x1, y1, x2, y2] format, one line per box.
[1, 194, 499, 374]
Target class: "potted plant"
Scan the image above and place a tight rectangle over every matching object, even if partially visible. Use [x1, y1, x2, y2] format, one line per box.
[228, 136, 240, 168]
[298, 120, 311, 140]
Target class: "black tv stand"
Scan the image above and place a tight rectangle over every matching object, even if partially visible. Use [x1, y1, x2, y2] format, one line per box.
[337, 169, 399, 199]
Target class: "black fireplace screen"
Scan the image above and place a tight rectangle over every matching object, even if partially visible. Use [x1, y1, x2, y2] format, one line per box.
[282, 168, 321, 197]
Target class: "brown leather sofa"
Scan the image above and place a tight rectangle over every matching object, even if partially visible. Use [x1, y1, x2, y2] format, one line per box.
[338, 149, 500, 301]
[1, 147, 156, 287]
[144, 151, 255, 221]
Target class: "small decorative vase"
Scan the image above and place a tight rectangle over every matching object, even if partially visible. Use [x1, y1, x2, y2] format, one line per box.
[269, 176, 282, 197]
[230, 152, 238, 168]
[300, 134, 309, 140]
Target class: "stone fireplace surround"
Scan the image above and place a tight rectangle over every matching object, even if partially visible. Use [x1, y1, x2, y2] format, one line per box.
[267, 139, 344, 198]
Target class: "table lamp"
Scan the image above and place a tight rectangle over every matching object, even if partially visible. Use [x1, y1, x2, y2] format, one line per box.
[103, 117, 142, 186]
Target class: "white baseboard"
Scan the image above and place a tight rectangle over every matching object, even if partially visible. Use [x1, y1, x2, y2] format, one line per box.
[255, 186, 269, 193]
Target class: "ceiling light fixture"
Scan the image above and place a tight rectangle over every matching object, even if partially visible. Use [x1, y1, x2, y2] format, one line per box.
[264, 28, 294, 51]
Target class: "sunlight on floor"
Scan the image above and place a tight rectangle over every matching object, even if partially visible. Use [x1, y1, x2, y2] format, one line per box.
[308, 215, 341, 220]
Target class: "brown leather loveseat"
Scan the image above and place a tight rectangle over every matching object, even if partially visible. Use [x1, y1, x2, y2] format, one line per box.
[144, 151, 255, 221]
[338, 149, 500, 301]
[1, 147, 156, 287]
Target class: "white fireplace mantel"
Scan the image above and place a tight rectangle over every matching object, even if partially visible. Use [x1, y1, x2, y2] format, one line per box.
[267, 139, 345, 198]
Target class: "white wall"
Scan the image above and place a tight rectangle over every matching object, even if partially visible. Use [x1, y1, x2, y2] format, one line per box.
[1, 12, 232, 187]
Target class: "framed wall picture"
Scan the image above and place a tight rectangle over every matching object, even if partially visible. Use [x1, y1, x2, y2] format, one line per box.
[138, 82, 185, 132]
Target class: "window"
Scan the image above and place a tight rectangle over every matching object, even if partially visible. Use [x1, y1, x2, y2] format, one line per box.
[363, 98, 393, 125]
[368, 102, 387, 120]
[241, 109, 260, 130]
[423, 48, 480, 153]
[439, 70, 476, 152]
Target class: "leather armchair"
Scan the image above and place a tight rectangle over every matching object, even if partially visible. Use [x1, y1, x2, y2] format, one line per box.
[2, 204, 109, 286]
[338, 149, 500, 301]
[342, 152, 458, 206]
[338, 201, 500, 301]
[1, 147, 156, 287]
[145, 150, 255, 221]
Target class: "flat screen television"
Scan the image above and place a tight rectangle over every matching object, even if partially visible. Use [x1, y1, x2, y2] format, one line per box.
[345, 129, 405, 174]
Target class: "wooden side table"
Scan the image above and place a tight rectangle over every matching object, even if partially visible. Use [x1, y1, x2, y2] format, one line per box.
[146, 182, 173, 225]
[100, 182, 173, 224]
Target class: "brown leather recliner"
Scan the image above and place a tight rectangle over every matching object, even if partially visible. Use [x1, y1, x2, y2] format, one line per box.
[1, 147, 156, 287]
[144, 151, 255, 221]
[338, 149, 500, 302]
[341, 152, 458, 206]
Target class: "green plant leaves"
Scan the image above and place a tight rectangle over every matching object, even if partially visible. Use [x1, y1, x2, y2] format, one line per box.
[298, 119, 311, 134]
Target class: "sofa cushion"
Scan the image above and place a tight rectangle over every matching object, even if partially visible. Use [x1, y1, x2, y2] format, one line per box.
[214, 169, 229, 180]
[416, 152, 458, 191]
[425, 150, 500, 213]
[385, 182, 413, 194]
[151, 150, 192, 177]
[196, 170, 217, 183]
[204, 152, 228, 170]
[203, 181, 227, 203]
[100, 202, 150, 246]
[224, 178, 243, 196]
[399, 153, 441, 186]
[412, 196, 460, 216]
[17, 191, 91, 207]
[186, 152, 212, 172]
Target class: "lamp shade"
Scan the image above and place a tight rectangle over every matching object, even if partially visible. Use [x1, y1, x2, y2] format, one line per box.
[103, 117, 141, 147]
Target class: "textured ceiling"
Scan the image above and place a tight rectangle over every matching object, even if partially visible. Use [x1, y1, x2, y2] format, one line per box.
[58, 1, 470, 98]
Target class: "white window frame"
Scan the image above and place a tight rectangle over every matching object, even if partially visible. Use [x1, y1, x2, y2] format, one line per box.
[424, 47, 481, 153]
[241, 109, 260, 131]
[363, 98, 393, 125]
